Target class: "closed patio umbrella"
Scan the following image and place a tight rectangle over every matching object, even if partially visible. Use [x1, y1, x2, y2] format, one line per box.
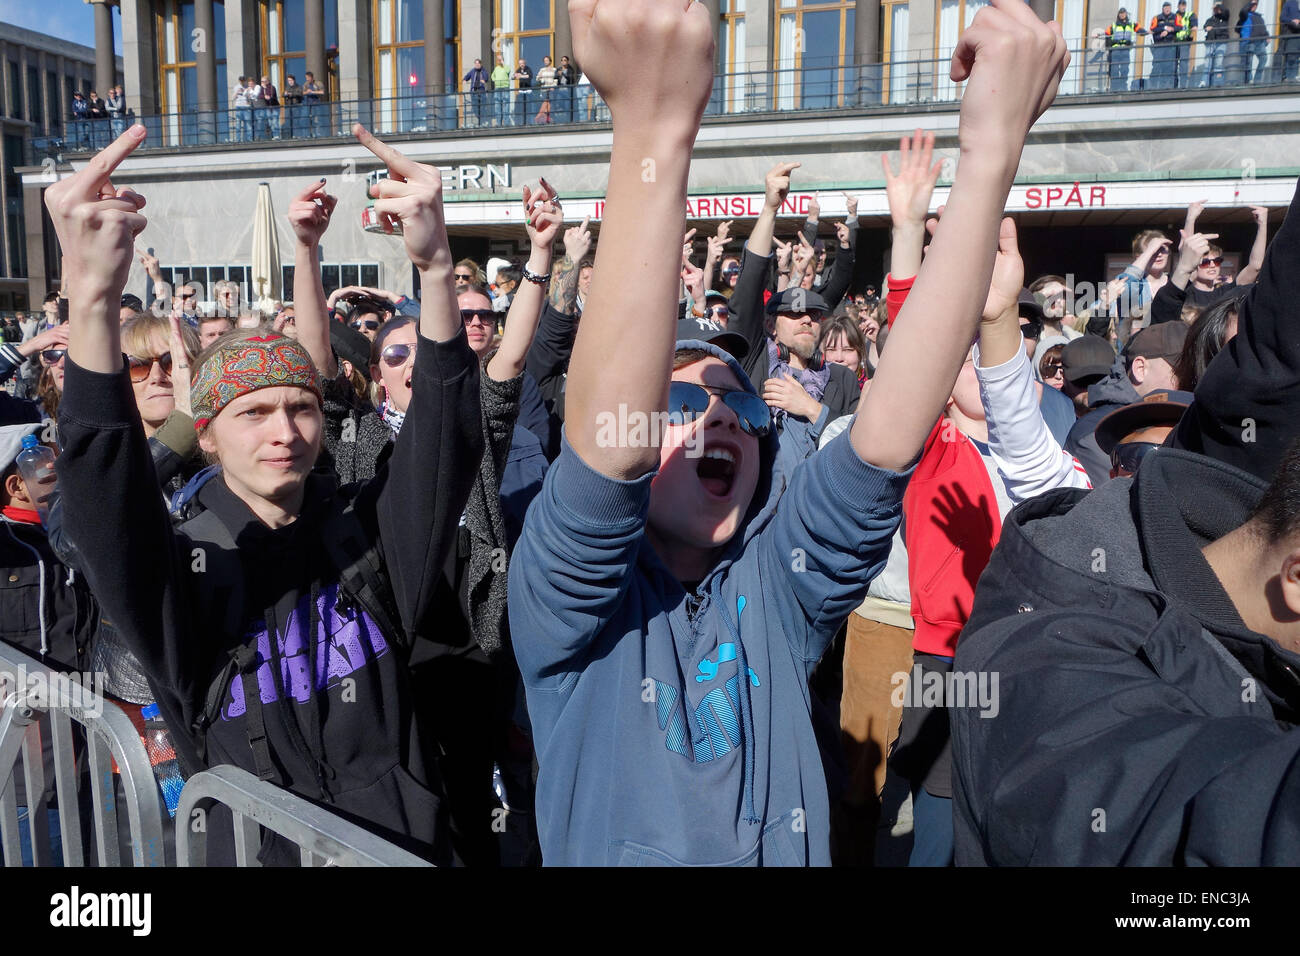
[250, 182, 282, 311]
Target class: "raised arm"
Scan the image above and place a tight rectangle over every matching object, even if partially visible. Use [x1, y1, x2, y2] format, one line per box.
[287, 178, 340, 378]
[547, 215, 591, 314]
[353, 126, 484, 635]
[563, 0, 714, 480]
[882, 129, 943, 284]
[819, 220, 856, 309]
[746, 161, 799, 260]
[1236, 205, 1269, 286]
[851, 0, 1069, 472]
[487, 180, 562, 381]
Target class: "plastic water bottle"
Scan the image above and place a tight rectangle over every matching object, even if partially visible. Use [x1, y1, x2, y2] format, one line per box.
[141, 703, 184, 818]
[14, 435, 57, 525]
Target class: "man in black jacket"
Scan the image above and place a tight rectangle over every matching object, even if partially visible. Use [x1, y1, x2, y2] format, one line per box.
[952, 177, 1300, 865]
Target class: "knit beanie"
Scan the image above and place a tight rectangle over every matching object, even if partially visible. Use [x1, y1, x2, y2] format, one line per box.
[190, 332, 323, 430]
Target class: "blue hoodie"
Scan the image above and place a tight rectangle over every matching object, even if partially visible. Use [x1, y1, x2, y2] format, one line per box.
[508, 340, 911, 865]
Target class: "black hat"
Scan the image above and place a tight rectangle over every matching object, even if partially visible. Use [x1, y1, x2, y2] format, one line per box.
[765, 287, 830, 316]
[1061, 335, 1116, 384]
[1126, 322, 1188, 365]
[329, 318, 374, 374]
[120, 293, 144, 312]
[1094, 389, 1193, 455]
[675, 315, 749, 360]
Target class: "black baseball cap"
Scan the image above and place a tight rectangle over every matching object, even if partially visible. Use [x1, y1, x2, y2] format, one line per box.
[1094, 389, 1193, 455]
[120, 293, 144, 312]
[1125, 322, 1187, 367]
[675, 315, 749, 360]
[1061, 336, 1117, 384]
[330, 317, 374, 373]
[765, 287, 830, 316]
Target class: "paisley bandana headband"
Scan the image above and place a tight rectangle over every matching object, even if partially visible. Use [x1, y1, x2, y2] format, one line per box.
[190, 333, 323, 430]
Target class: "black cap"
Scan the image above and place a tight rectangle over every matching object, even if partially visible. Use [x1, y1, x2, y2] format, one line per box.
[120, 293, 144, 312]
[1061, 336, 1116, 384]
[765, 287, 830, 316]
[330, 317, 374, 374]
[675, 315, 749, 360]
[1126, 322, 1188, 364]
[1094, 389, 1193, 455]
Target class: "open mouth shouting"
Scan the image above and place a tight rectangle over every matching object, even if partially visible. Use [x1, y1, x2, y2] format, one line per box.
[696, 443, 740, 500]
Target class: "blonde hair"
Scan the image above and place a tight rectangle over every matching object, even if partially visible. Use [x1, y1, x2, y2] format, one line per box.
[121, 313, 199, 362]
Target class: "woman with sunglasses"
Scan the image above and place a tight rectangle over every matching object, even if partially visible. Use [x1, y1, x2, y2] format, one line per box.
[48, 125, 484, 864]
[0, 322, 68, 418]
[1038, 342, 1066, 390]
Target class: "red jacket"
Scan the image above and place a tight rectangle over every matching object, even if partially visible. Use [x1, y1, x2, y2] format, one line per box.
[903, 420, 1000, 658]
[887, 272, 1000, 658]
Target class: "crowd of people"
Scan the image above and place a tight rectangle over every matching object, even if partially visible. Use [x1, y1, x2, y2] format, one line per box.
[1101, 0, 1300, 90]
[4, 0, 1299, 868]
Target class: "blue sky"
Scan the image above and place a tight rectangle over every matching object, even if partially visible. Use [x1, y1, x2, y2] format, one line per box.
[0, 0, 121, 52]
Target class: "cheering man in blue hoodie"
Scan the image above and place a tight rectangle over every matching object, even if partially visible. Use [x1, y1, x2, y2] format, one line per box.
[509, 0, 1070, 866]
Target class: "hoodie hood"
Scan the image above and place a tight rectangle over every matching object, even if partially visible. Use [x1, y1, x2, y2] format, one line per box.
[672, 338, 783, 572]
[963, 446, 1300, 716]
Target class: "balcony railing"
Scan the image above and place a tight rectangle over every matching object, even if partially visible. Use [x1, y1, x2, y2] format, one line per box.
[29, 37, 1300, 161]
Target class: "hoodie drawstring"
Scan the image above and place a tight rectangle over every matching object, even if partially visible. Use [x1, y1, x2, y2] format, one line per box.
[710, 574, 759, 825]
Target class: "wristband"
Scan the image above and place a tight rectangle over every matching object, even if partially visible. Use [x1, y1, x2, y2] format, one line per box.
[521, 265, 550, 288]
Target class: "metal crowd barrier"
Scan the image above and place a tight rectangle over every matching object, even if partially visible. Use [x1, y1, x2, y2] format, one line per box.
[1, 642, 431, 867]
[176, 765, 432, 867]
[0, 642, 165, 867]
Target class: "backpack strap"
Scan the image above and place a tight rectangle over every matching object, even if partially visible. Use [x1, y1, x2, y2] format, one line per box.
[231, 643, 276, 781]
[318, 501, 408, 651]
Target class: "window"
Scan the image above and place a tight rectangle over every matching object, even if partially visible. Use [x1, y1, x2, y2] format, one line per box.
[775, 1, 856, 109]
[262, 0, 339, 95]
[721, 0, 747, 111]
[1056, 0, 1087, 93]
[374, 0, 424, 131]
[318, 262, 381, 296]
[444, 0, 459, 91]
[934, 0, 989, 98]
[46, 71, 60, 133]
[27, 66, 41, 127]
[4, 134, 26, 277]
[8, 62, 20, 118]
[495, 0, 553, 77]
[156, 1, 230, 141]
[883, 0, 910, 103]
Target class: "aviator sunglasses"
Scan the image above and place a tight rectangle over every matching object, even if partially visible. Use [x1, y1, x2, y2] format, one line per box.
[667, 381, 771, 438]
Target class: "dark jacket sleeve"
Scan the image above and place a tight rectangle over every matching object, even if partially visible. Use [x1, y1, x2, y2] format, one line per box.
[826, 362, 861, 419]
[516, 369, 557, 461]
[56, 359, 206, 770]
[524, 301, 577, 416]
[1149, 278, 1187, 325]
[149, 409, 198, 492]
[819, 225, 857, 311]
[730, 247, 774, 387]
[1171, 177, 1300, 482]
[370, 328, 484, 638]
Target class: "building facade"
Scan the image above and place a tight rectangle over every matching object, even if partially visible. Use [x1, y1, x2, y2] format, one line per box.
[18, 0, 1298, 306]
[0, 23, 120, 311]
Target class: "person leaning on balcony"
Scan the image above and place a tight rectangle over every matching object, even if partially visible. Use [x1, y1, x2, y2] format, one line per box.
[283, 74, 303, 138]
[232, 75, 252, 142]
[107, 86, 127, 138]
[490, 53, 511, 127]
[1281, 0, 1300, 81]
[1173, 0, 1197, 88]
[302, 72, 326, 137]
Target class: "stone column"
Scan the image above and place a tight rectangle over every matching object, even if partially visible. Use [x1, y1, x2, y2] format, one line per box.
[554, 0, 573, 64]
[423, 0, 446, 94]
[120, 0, 158, 117]
[1030, 0, 1055, 23]
[855, 0, 882, 105]
[192, 0, 215, 141]
[306, 0, 327, 91]
[92, 0, 117, 101]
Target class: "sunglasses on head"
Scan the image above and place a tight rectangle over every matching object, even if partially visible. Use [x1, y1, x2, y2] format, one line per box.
[127, 352, 173, 382]
[460, 309, 496, 327]
[351, 319, 380, 331]
[1111, 440, 1162, 476]
[667, 381, 771, 438]
[380, 342, 417, 368]
[41, 348, 67, 365]
[1200, 256, 1224, 267]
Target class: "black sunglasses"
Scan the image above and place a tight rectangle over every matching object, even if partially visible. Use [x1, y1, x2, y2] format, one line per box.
[1041, 361, 1064, 377]
[1200, 256, 1224, 267]
[460, 309, 496, 326]
[351, 319, 380, 331]
[380, 342, 417, 368]
[454, 272, 476, 282]
[1111, 441, 1162, 475]
[667, 381, 770, 438]
[722, 266, 741, 276]
[127, 352, 173, 382]
[41, 348, 67, 365]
